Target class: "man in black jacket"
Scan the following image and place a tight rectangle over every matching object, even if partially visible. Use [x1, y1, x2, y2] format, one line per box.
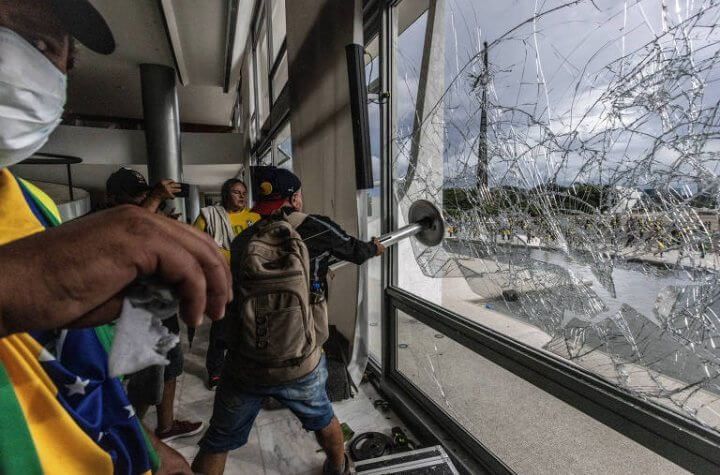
[192, 168, 383, 475]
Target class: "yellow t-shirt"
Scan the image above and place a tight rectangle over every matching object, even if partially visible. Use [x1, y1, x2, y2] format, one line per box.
[193, 207, 261, 263]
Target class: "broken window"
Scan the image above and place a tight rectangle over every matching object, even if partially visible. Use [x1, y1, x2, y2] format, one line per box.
[393, 0, 720, 435]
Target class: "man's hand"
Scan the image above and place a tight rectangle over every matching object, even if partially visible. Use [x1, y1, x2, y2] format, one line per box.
[0, 205, 231, 337]
[142, 421, 192, 475]
[152, 180, 182, 201]
[142, 180, 182, 213]
[372, 237, 385, 256]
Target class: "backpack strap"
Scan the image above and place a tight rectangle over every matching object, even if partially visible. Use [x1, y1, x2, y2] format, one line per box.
[285, 210, 308, 229]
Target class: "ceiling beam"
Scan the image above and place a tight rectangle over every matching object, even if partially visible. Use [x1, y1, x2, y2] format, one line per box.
[223, 0, 242, 93]
[158, 0, 190, 86]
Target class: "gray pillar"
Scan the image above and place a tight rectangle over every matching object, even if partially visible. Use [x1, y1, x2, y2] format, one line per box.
[185, 184, 201, 224]
[140, 63, 184, 220]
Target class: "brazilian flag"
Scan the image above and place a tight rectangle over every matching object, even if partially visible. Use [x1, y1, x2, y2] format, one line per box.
[0, 171, 159, 474]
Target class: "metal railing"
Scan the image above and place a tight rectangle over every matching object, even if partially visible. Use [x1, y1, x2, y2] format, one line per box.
[18, 152, 83, 201]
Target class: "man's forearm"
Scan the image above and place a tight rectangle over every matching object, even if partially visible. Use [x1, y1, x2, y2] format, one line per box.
[141, 194, 163, 213]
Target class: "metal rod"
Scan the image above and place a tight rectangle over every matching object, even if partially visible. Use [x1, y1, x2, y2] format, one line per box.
[66, 163, 74, 201]
[378, 222, 424, 247]
[329, 221, 425, 272]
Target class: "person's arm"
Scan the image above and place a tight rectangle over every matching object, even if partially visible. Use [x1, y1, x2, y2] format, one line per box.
[304, 215, 383, 265]
[142, 180, 182, 213]
[0, 205, 231, 337]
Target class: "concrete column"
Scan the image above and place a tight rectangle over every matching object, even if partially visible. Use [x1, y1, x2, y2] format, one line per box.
[185, 184, 201, 224]
[403, 0, 445, 206]
[140, 64, 184, 220]
[286, 0, 363, 343]
[397, 0, 445, 302]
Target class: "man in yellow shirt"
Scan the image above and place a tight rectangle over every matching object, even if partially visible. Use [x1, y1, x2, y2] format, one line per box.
[194, 179, 260, 389]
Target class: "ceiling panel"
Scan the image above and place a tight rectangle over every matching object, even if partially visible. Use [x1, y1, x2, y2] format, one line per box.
[65, 0, 254, 126]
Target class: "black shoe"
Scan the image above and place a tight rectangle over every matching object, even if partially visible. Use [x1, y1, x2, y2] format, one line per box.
[207, 375, 220, 391]
[323, 453, 351, 475]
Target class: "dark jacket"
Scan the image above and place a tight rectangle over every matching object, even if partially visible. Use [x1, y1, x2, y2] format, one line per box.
[231, 207, 377, 296]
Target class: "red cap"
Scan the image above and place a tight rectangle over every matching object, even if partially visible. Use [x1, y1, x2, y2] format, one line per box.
[251, 198, 288, 217]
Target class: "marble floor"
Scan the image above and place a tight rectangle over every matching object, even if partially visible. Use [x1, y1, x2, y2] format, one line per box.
[142, 321, 410, 475]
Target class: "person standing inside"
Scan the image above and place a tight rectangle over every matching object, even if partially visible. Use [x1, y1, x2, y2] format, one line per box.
[194, 178, 260, 389]
[106, 168, 204, 442]
[192, 169, 384, 475]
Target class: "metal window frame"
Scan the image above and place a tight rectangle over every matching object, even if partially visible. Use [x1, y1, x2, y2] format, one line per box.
[370, 0, 720, 473]
[384, 285, 720, 473]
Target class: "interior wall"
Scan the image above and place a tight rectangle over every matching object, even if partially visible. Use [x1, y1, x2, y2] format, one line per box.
[10, 125, 246, 192]
[285, 0, 363, 341]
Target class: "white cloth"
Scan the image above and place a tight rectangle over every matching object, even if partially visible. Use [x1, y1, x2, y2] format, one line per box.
[200, 205, 234, 250]
[108, 282, 180, 378]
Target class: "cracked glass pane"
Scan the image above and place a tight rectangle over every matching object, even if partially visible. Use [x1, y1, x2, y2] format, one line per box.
[394, 0, 720, 433]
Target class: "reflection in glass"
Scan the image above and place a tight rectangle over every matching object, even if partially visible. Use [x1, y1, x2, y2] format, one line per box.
[255, 18, 270, 131]
[270, 0, 286, 61]
[271, 52, 288, 102]
[273, 122, 293, 170]
[247, 57, 256, 145]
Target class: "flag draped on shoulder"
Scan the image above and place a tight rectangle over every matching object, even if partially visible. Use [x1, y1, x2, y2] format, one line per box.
[0, 169, 158, 474]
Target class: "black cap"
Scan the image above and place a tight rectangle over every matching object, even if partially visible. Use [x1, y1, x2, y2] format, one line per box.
[51, 0, 116, 55]
[258, 167, 301, 201]
[106, 168, 150, 197]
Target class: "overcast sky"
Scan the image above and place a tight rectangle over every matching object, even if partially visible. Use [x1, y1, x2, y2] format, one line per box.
[389, 0, 720, 189]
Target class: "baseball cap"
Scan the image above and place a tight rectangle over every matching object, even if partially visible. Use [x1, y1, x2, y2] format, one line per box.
[51, 0, 116, 55]
[106, 168, 150, 197]
[257, 167, 301, 202]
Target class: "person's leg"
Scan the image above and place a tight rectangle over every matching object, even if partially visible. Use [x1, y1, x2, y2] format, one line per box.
[135, 404, 150, 420]
[191, 450, 228, 475]
[314, 416, 345, 470]
[156, 377, 176, 432]
[206, 318, 227, 387]
[126, 365, 163, 423]
[155, 333, 204, 441]
[193, 383, 262, 475]
[274, 355, 348, 474]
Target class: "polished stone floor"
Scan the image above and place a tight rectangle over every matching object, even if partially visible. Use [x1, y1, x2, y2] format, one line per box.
[142, 321, 409, 475]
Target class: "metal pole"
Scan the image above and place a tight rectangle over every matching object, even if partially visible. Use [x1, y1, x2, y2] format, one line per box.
[66, 163, 74, 201]
[329, 222, 425, 272]
[477, 41, 488, 189]
[140, 63, 184, 220]
[185, 184, 201, 225]
[377, 222, 424, 247]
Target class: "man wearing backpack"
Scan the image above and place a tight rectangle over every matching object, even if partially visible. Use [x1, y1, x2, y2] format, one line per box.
[192, 168, 384, 475]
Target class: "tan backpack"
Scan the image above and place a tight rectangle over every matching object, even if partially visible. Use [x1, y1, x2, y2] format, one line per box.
[230, 211, 323, 384]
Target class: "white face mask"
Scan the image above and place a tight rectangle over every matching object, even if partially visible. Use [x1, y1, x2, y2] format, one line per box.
[0, 27, 67, 168]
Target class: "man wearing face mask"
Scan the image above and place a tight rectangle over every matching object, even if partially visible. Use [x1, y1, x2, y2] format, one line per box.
[0, 1, 231, 474]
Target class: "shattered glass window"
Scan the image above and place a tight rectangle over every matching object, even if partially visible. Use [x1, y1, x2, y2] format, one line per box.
[394, 0, 720, 434]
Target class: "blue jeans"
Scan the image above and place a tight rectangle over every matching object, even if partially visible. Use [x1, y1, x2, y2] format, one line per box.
[199, 355, 334, 453]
